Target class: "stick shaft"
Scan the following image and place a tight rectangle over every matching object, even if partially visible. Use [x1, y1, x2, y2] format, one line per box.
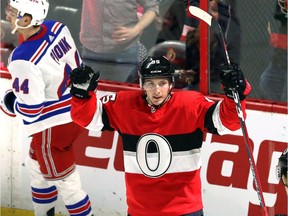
[232, 91, 268, 216]
[188, 6, 268, 215]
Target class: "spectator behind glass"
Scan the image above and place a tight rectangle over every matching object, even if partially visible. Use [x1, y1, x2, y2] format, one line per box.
[146, 1, 227, 90]
[177, 0, 228, 90]
[155, 0, 186, 44]
[80, 0, 158, 83]
[181, 0, 241, 64]
[1, 19, 18, 67]
[178, 0, 241, 90]
[259, 0, 287, 102]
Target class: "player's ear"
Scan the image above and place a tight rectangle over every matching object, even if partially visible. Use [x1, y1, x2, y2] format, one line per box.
[169, 81, 174, 90]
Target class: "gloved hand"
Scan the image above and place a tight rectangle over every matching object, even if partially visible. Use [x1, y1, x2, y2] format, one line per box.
[69, 65, 100, 99]
[0, 89, 16, 117]
[218, 63, 251, 100]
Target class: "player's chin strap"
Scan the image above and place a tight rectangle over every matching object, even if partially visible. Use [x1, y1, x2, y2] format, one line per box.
[11, 17, 34, 34]
[146, 93, 172, 113]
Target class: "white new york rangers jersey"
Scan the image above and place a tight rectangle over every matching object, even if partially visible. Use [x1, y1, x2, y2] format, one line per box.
[8, 20, 82, 136]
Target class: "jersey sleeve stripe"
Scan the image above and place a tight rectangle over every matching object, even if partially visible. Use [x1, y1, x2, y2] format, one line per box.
[16, 94, 71, 120]
[42, 98, 71, 115]
[51, 22, 63, 34]
[16, 102, 44, 115]
[23, 106, 71, 125]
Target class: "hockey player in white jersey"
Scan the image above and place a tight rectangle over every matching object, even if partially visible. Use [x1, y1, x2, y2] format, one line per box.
[1, 0, 93, 215]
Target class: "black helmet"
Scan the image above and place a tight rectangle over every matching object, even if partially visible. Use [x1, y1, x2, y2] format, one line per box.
[277, 148, 288, 185]
[139, 56, 175, 80]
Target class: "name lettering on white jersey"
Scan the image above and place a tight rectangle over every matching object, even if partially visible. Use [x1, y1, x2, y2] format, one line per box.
[50, 37, 72, 64]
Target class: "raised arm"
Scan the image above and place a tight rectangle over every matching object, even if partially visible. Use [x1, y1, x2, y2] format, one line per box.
[69, 65, 101, 129]
[207, 64, 252, 135]
[220, 63, 251, 130]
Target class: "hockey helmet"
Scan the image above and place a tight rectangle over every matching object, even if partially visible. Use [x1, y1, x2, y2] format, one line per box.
[139, 56, 176, 86]
[8, 0, 49, 33]
[277, 148, 288, 185]
[147, 41, 186, 69]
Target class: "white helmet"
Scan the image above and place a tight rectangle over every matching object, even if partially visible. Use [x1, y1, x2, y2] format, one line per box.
[9, 0, 49, 33]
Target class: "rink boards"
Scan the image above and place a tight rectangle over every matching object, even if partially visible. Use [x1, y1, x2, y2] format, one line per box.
[0, 75, 287, 216]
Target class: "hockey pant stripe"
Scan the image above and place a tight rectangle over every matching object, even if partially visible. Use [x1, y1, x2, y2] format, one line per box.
[32, 185, 58, 204]
[66, 195, 92, 216]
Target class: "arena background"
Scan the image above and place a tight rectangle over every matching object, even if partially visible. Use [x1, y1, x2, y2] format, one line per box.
[1, 0, 287, 216]
[1, 0, 284, 102]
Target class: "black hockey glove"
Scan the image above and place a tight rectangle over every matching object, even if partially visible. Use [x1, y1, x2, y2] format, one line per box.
[69, 65, 100, 99]
[217, 63, 251, 100]
[0, 89, 16, 117]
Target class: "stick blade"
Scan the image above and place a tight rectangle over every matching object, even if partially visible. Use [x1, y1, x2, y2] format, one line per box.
[188, 6, 212, 26]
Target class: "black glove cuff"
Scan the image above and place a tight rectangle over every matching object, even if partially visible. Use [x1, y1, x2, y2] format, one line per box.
[224, 89, 247, 100]
[4, 91, 16, 113]
[70, 87, 91, 99]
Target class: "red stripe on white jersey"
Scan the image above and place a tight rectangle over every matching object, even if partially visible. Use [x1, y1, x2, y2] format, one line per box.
[30, 41, 49, 63]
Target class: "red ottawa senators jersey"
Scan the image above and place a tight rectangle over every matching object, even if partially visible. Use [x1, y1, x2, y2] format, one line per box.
[71, 90, 245, 216]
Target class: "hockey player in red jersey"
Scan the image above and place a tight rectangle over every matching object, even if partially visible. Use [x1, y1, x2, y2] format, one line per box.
[69, 56, 251, 216]
[1, 0, 93, 215]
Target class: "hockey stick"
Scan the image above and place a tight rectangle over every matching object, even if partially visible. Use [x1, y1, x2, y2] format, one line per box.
[188, 6, 268, 216]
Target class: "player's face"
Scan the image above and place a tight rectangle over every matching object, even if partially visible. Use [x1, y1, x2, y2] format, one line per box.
[5, 4, 28, 32]
[143, 78, 172, 106]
